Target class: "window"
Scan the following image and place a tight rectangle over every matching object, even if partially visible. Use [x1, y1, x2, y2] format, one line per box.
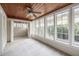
[35, 20, 39, 35]
[30, 22, 33, 35]
[23, 23, 28, 29]
[46, 14, 54, 39]
[32, 21, 36, 35]
[56, 11, 69, 41]
[30, 21, 35, 35]
[30, 20, 39, 36]
[14, 22, 28, 29]
[73, 7, 79, 43]
[14, 22, 17, 27]
[39, 18, 44, 37]
[30, 4, 79, 47]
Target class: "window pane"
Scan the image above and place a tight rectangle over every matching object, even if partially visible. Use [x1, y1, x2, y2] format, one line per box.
[32, 21, 36, 35]
[46, 14, 54, 39]
[36, 20, 39, 35]
[56, 11, 69, 40]
[30, 22, 33, 35]
[39, 18, 44, 37]
[74, 7, 79, 42]
[14, 23, 17, 27]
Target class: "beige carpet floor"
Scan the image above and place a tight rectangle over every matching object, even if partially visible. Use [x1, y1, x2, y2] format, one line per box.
[2, 37, 68, 56]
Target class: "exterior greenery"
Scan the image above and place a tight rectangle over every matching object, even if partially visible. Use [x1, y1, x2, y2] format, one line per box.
[47, 24, 68, 40]
[57, 24, 68, 39]
[75, 22, 79, 41]
[47, 23, 79, 41]
[75, 23, 79, 34]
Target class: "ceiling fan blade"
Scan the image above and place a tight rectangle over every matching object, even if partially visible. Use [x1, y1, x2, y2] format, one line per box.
[28, 6, 41, 14]
[32, 11, 41, 14]
[33, 13, 37, 18]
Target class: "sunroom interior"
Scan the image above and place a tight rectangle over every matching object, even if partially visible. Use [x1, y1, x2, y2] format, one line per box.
[0, 3, 79, 56]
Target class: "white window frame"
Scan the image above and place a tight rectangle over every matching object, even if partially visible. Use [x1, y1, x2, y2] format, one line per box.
[39, 18, 44, 37]
[30, 22, 33, 35]
[38, 19, 40, 36]
[35, 20, 39, 36]
[55, 9, 70, 43]
[32, 21, 36, 35]
[72, 5, 79, 46]
[45, 13, 55, 40]
[30, 4, 79, 47]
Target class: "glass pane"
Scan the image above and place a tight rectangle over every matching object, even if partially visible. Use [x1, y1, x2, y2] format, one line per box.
[39, 18, 44, 37]
[56, 11, 69, 40]
[35, 20, 39, 35]
[14, 23, 16, 27]
[32, 21, 36, 35]
[74, 8, 79, 42]
[46, 14, 54, 39]
[30, 22, 33, 35]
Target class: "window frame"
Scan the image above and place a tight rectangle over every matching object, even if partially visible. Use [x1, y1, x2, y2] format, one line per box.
[45, 13, 55, 40]
[72, 5, 79, 46]
[55, 9, 70, 43]
[30, 4, 79, 47]
[32, 21, 36, 35]
[35, 20, 39, 36]
[39, 17, 44, 37]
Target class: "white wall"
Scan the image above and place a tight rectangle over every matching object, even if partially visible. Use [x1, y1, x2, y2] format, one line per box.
[0, 5, 7, 55]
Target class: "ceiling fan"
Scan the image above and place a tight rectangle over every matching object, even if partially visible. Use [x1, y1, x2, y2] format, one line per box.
[25, 5, 41, 18]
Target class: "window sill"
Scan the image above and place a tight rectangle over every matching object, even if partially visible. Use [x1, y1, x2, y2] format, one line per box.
[72, 42, 79, 47]
[55, 38, 69, 45]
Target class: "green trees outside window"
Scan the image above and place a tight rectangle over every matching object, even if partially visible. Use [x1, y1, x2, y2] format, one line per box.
[56, 12, 69, 40]
[74, 8, 79, 42]
[75, 22, 79, 42]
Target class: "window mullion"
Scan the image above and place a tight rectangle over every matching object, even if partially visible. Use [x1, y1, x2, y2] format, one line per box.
[44, 17, 46, 39]
[54, 13, 57, 40]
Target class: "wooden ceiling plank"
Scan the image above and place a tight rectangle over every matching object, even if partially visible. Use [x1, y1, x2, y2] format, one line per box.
[1, 3, 72, 21]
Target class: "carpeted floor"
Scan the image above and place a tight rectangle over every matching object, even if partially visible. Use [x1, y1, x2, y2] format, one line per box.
[2, 37, 68, 56]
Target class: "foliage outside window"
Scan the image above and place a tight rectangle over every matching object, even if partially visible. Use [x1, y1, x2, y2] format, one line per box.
[56, 11, 69, 40]
[74, 8, 79, 42]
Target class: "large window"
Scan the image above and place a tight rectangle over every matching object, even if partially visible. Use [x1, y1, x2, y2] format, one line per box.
[39, 18, 44, 37]
[13, 22, 28, 29]
[35, 20, 39, 36]
[30, 4, 79, 47]
[31, 21, 36, 35]
[46, 14, 54, 39]
[30, 21, 34, 35]
[73, 7, 79, 43]
[56, 11, 69, 41]
[22, 23, 28, 29]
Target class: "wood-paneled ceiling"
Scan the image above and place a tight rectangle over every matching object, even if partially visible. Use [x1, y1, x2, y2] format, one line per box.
[1, 3, 71, 21]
